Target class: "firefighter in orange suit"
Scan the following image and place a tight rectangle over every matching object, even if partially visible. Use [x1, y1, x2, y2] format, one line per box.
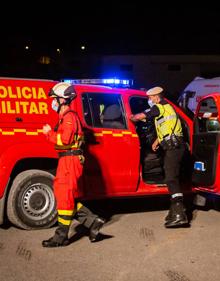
[42, 82, 105, 247]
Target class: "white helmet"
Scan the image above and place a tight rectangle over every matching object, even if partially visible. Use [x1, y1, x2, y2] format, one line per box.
[49, 82, 77, 102]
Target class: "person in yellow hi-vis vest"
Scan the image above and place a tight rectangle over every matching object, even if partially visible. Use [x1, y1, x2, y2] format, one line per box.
[130, 86, 189, 228]
[42, 82, 105, 247]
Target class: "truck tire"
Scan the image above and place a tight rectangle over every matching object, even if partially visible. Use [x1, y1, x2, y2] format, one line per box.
[7, 170, 57, 230]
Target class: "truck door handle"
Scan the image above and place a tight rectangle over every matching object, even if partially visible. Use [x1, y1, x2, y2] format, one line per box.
[15, 117, 23, 122]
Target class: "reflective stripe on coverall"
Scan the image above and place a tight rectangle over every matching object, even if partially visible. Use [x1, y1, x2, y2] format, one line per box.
[46, 109, 96, 228]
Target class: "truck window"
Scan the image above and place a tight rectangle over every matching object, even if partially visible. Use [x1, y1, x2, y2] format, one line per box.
[129, 96, 149, 114]
[82, 92, 127, 129]
[129, 96, 155, 142]
[129, 96, 156, 145]
[195, 97, 220, 133]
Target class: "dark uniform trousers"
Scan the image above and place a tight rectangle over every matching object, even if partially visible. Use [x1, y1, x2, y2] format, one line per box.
[163, 144, 186, 195]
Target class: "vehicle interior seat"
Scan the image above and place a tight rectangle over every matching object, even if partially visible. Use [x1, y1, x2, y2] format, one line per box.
[102, 104, 125, 129]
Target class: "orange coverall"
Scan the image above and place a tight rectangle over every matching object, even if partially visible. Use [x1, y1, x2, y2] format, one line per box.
[46, 107, 85, 227]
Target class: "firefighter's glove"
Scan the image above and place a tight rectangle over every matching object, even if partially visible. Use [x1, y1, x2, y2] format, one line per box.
[42, 124, 52, 135]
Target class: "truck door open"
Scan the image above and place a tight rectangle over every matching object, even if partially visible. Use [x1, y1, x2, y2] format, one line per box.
[81, 92, 140, 197]
[192, 95, 220, 187]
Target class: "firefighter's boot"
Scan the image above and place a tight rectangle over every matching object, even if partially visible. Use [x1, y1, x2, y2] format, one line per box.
[89, 217, 105, 242]
[42, 226, 70, 247]
[164, 199, 188, 228]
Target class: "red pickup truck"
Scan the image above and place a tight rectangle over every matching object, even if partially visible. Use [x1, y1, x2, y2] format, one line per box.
[0, 77, 193, 229]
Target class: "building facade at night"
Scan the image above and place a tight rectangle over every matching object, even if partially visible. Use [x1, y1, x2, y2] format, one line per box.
[2, 53, 220, 101]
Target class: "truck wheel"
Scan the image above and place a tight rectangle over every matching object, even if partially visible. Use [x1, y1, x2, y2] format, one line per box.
[7, 170, 57, 230]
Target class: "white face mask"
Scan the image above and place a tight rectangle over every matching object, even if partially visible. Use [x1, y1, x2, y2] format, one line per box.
[148, 99, 155, 108]
[51, 99, 59, 112]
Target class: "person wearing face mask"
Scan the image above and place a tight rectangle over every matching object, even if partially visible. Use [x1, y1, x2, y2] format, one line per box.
[130, 86, 189, 228]
[147, 98, 155, 108]
[42, 82, 105, 247]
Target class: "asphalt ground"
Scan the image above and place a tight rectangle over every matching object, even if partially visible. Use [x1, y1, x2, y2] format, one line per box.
[1, 196, 220, 281]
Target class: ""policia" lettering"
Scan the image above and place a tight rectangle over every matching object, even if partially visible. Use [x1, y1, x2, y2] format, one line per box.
[0, 86, 47, 99]
[0, 86, 49, 114]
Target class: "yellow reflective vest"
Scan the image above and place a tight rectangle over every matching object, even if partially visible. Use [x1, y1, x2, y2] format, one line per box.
[155, 103, 183, 143]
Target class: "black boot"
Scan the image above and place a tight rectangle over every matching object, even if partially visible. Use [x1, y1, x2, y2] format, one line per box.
[89, 217, 105, 242]
[42, 226, 70, 247]
[165, 199, 188, 228]
[165, 200, 175, 222]
[165, 198, 187, 221]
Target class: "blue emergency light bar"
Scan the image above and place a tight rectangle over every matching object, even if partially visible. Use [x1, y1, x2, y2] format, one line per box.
[62, 78, 133, 88]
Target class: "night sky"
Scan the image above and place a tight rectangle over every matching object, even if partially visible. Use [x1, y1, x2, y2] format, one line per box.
[2, 6, 220, 56]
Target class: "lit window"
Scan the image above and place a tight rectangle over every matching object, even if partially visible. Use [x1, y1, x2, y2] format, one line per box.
[39, 56, 51, 65]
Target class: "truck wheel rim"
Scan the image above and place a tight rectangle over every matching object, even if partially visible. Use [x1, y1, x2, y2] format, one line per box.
[21, 183, 55, 221]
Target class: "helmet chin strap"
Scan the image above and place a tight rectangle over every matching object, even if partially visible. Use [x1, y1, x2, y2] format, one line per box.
[56, 96, 71, 113]
[57, 98, 64, 113]
[57, 99, 70, 113]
